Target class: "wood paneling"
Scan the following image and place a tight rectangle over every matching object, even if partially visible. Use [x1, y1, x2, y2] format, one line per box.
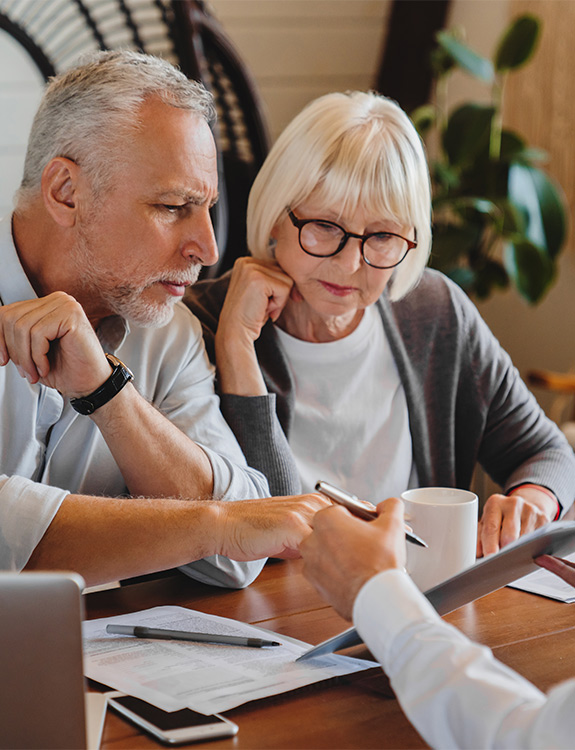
[209, 0, 391, 140]
[505, 0, 575, 247]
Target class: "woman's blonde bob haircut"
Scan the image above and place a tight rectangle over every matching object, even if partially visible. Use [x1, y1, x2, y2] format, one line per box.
[247, 91, 432, 301]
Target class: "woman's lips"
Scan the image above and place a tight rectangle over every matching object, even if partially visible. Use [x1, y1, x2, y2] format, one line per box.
[319, 280, 357, 297]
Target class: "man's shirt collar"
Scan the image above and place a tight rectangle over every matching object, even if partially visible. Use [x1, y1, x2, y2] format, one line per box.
[0, 216, 39, 306]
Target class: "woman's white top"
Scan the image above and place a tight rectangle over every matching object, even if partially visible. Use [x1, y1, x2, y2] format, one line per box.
[275, 306, 417, 502]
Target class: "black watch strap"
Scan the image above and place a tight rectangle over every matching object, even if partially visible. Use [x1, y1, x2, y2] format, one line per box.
[70, 354, 134, 415]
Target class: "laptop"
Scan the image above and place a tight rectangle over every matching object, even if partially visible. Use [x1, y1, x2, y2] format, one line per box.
[0, 572, 88, 749]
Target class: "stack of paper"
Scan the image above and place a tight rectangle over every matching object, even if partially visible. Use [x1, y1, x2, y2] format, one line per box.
[508, 552, 575, 602]
[83, 606, 377, 715]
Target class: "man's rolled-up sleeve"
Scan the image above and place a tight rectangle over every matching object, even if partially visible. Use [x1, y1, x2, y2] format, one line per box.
[178, 446, 268, 588]
[150, 308, 271, 588]
[0, 474, 68, 571]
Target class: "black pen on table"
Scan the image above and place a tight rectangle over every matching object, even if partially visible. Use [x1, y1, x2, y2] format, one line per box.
[106, 624, 281, 648]
[315, 480, 428, 548]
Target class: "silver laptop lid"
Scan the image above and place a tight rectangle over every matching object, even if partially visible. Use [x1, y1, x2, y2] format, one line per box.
[0, 572, 87, 750]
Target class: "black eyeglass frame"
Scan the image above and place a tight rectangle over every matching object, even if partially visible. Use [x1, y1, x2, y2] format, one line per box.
[287, 208, 417, 269]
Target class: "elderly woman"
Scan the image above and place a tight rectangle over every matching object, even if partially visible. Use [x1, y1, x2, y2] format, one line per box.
[186, 91, 575, 557]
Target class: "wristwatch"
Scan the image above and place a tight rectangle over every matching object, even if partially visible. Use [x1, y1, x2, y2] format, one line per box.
[70, 354, 134, 415]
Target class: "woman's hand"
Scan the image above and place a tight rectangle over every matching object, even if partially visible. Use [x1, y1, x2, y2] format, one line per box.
[215, 257, 294, 395]
[477, 486, 558, 557]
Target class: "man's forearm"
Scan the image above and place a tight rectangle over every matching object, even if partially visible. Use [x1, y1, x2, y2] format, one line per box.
[90, 382, 214, 499]
[25, 494, 220, 586]
[23, 492, 329, 588]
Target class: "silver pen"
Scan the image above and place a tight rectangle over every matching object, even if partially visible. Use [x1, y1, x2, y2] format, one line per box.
[106, 624, 281, 647]
[315, 480, 428, 548]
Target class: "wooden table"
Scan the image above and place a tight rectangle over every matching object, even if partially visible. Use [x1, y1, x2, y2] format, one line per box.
[86, 559, 575, 749]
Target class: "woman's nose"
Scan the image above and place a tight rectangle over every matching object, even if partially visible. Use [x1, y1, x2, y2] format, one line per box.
[333, 236, 363, 272]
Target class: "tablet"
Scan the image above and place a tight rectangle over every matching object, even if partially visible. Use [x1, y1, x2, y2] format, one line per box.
[298, 521, 575, 661]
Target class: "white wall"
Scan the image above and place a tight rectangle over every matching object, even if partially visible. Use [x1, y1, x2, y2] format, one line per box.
[0, 30, 44, 218]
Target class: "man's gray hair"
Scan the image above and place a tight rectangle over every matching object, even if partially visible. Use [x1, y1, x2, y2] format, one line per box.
[16, 50, 216, 208]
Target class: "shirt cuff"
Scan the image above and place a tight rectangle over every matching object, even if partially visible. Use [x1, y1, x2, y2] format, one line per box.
[352, 568, 441, 668]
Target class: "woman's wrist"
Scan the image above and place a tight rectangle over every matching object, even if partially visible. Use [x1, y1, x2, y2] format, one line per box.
[215, 335, 267, 396]
[507, 483, 561, 520]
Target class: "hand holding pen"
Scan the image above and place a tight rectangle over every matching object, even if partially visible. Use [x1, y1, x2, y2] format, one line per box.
[315, 480, 428, 548]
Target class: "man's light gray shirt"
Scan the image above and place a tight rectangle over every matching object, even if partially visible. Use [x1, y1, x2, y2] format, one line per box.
[0, 217, 270, 587]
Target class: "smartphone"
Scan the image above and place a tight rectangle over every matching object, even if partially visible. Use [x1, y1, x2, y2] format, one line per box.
[108, 694, 238, 745]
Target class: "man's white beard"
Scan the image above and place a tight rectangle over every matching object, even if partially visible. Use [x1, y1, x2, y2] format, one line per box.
[71, 229, 201, 328]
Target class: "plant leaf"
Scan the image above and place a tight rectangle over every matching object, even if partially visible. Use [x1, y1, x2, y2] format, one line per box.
[411, 104, 436, 137]
[431, 44, 457, 78]
[499, 130, 525, 161]
[508, 164, 567, 258]
[499, 131, 547, 166]
[436, 30, 494, 82]
[493, 198, 526, 235]
[503, 240, 554, 303]
[473, 260, 510, 299]
[495, 15, 541, 72]
[432, 161, 460, 193]
[430, 223, 482, 269]
[443, 104, 495, 167]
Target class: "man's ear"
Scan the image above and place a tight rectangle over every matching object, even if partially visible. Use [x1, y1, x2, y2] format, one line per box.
[41, 157, 81, 227]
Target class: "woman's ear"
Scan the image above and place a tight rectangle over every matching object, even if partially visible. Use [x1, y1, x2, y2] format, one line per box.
[41, 157, 80, 227]
[268, 224, 279, 257]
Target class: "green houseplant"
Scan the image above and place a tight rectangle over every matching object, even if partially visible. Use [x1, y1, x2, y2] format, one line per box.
[412, 14, 567, 304]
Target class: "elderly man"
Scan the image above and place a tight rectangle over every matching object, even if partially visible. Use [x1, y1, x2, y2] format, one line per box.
[0, 50, 328, 588]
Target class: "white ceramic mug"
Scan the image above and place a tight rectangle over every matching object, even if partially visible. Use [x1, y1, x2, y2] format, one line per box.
[401, 487, 478, 592]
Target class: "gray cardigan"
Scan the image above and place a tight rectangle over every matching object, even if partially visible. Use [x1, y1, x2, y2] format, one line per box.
[186, 269, 575, 512]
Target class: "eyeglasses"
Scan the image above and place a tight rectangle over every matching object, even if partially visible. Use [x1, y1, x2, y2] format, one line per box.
[287, 209, 417, 269]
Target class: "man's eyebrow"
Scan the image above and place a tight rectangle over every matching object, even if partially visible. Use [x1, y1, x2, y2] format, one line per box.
[156, 191, 219, 208]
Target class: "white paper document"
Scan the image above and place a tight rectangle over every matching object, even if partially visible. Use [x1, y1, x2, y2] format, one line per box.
[85, 692, 108, 750]
[82, 606, 377, 714]
[508, 552, 575, 602]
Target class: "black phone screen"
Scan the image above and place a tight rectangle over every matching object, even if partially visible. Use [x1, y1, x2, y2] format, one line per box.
[112, 695, 223, 731]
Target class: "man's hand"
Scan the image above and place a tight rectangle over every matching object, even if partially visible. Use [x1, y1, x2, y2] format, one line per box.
[215, 257, 294, 396]
[477, 486, 558, 557]
[0, 292, 110, 396]
[535, 555, 575, 587]
[300, 497, 407, 621]
[215, 493, 331, 561]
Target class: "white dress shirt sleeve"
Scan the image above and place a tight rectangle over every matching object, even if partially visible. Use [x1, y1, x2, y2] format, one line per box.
[353, 569, 575, 749]
[0, 474, 68, 570]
